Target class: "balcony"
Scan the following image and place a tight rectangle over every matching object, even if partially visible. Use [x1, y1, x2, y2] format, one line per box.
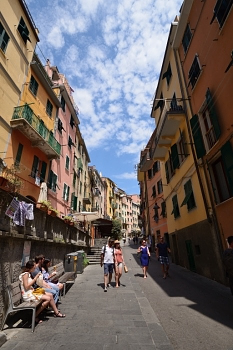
[112, 202, 118, 209]
[11, 105, 61, 159]
[152, 99, 186, 161]
[139, 147, 154, 172]
[83, 197, 91, 205]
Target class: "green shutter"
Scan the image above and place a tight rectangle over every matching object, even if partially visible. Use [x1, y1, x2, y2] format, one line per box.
[40, 161, 47, 182]
[71, 192, 74, 209]
[181, 180, 193, 207]
[206, 88, 221, 140]
[171, 143, 179, 170]
[48, 170, 53, 189]
[15, 143, 23, 166]
[52, 173, 57, 192]
[221, 141, 233, 196]
[190, 114, 206, 159]
[73, 196, 77, 210]
[31, 156, 39, 178]
[63, 184, 67, 199]
[67, 186, 70, 202]
[172, 195, 180, 218]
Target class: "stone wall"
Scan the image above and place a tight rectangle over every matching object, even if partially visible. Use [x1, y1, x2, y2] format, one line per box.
[0, 189, 91, 328]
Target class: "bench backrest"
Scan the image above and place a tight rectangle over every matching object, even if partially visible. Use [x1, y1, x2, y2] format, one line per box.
[7, 282, 22, 308]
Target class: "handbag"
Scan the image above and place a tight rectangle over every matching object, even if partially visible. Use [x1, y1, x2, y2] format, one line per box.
[32, 287, 45, 295]
[36, 274, 44, 287]
[124, 265, 128, 273]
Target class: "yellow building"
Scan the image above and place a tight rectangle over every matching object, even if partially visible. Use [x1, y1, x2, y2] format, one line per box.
[0, 0, 39, 161]
[142, 14, 224, 282]
[102, 177, 116, 220]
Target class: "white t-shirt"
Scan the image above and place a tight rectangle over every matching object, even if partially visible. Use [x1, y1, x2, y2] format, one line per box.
[102, 245, 114, 263]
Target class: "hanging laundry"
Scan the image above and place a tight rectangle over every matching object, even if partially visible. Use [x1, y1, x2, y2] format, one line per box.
[35, 176, 40, 186]
[13, 201, 25, 226]
[23, 202, 34, 220]
[5, 197, 19, 219]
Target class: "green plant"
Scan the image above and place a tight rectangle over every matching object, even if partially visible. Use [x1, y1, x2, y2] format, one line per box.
[83, 254, 89, 268]
[39, 200, 51, 207]
[64, 215, 73, 221]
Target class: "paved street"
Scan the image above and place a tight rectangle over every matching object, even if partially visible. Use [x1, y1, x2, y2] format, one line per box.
[1, 243, 233, 350]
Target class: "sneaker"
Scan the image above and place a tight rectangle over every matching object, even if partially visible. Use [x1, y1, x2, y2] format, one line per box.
[107, 283, 111, 288]
[104, 286, 107, 292]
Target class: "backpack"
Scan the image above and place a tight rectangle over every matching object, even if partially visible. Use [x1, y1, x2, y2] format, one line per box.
[222, 249, 233, 278]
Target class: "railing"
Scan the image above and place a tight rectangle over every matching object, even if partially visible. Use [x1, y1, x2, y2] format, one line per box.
[12, 105, 61, 155]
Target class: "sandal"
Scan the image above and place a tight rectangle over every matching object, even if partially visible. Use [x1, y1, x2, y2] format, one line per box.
[54, 312, 66, 318]
[35, 318, 43, 324]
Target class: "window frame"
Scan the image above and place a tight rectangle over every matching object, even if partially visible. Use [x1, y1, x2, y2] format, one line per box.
[63, 183, 70, 202]
[182, 24, 192, 54]
[46, 99, 53, 117]
[17, 17, 30, 44]
[65, 155, 70, 170]
[0, 22, 10, 53]
[188, 55, 202, 90]
[29, 75, 39, 96]
[180, 179, 196, 211]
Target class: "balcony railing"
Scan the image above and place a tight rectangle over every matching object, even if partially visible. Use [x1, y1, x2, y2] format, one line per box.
[11, 104, 61, 158]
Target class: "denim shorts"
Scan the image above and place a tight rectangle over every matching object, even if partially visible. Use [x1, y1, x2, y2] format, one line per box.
[104, 263, 114, 275]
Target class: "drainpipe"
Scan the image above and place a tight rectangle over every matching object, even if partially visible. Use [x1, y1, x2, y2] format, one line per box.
[144, 171, 151, 237]
[174, 48, 223, 253]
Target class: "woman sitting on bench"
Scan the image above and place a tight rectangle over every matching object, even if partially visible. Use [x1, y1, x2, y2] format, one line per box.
[42, 258, 64, 293]
[19, 260, 66, 323]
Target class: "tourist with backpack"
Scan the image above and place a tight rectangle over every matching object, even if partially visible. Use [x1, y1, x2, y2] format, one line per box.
[100, 238, 115, 292]
[223, 236, 233, 295]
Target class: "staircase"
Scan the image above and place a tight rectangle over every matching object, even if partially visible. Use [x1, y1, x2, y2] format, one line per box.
[86, 239, 107, 265]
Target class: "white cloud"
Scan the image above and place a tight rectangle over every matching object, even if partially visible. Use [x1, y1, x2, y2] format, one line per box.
[114, 172, 137, 180]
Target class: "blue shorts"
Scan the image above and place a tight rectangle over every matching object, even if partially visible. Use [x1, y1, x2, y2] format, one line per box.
[159, 256, 169, 265]
[104, 263, 114, 275]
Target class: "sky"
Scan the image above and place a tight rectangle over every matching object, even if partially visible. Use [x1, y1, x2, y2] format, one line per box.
[26, 0, 183, 195]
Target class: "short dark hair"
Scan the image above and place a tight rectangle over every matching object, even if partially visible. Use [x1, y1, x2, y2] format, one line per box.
[227, 236, 233, 245]
[35, 254, 44, 263]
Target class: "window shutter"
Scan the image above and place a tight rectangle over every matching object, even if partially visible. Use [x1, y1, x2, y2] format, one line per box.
[221, 141, 233, 196]
[31, 156, 39, 178]
[190, 114, 206, 159]
[15, 143, 23, 166]
[205, 88, 221, 140]
[73, 196, 78, 211]
[165, 161, 169, 183]
[52, 173, 57, 192]
[171, 143, 180, 169]
[71, 192, 74, 209]
[67, 186, 70, 201]
[63, 184, 67, 199]
[181, 180, 193, 207]
[40, 161, 47, 182]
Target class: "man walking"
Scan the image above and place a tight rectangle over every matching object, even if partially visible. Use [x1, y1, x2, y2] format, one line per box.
[223, 236, 233, 296]
[100, 238, 115, 292]
[156, 236, 171, 279]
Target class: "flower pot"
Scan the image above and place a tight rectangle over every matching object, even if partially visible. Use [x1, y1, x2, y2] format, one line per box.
[36, 203, 48, 212]
[47, 209, 57, 217]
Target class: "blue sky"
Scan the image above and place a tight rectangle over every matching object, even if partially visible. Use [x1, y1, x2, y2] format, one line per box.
[26, 0, 183, 195]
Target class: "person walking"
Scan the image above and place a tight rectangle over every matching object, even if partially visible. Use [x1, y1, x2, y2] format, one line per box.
[100, 238, 115, 292]
[156, 236, 171, 279]
[223, 235, 233, 296]
[114, 240, 125, 287]
[137, 239, 150, 278]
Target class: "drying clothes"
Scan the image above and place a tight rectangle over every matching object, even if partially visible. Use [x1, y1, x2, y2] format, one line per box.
[5, 197, 20, 219]
[13, 201, 34, 226]
[23, 202, 34, 220]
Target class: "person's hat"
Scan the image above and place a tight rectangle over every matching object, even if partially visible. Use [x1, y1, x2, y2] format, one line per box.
[114, 240, 120, 244]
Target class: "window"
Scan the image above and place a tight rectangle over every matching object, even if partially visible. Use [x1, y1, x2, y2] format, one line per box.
[31, 155, 39, 178]
[188, 55, 201, 89]
[68, 136, 74, 148]
[157, 180, 163, 194]
[61, 96, 65, 112]
[48, 170, 57, 192]
[71, 192, 78, 211]
[80, 181, 82, 195]
[190, 114, 206, 159]
[29, 75, 38, 96]
[160, 202, 167, 218]
[177, 132, 188, 164]
[148, 169, 152, 179]
[153, 161, 160, 174]
[162, 63, 172, 86]
[65, 156, 70, 170]
[181, 179, 196, 210]
[70, 115, 75, 128]
[151, 185, 156, 198]
[57, 119, 63, 133]
[171, 195, 180, 219]
[209, 141, 233, 203]
[171, 143, 180, 170]
[154, 93, 164, 111]
[15, 143, 23, 166]
[0, 22, 10, 53]
[73, 172, 77, 187]
[182, 24, 192, 53]
[17, 17, 30, 43]
[210, 0, 233, 28]
[63, 183, 70, 201]
[46, 99, 53, 117]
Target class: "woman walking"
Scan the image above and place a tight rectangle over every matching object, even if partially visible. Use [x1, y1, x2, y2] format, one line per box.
[114, 240, 125, 287]
[137, 239, 150, 278]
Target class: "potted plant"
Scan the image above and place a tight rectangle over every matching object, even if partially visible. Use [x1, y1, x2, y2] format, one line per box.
[47, 203, 59, 217]
[63, 216, 74, 225]
[36, 200, 51, 211]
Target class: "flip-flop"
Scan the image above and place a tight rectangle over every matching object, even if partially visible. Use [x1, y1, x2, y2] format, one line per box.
[35, 318, 43, 324]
